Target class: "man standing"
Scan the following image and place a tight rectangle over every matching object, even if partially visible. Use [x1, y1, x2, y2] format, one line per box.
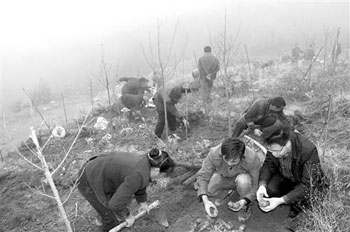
[153, 85, 190, 138]
[305, 44, 315, 62]
[198, 46, 220, 103]
[291, 43, 304, 63]
[196, 138, 261, 222]
[256, 128, 328, 218]
[231, 97, 291, 138]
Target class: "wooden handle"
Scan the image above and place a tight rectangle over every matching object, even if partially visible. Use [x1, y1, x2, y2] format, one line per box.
[109, 200, 160, 232]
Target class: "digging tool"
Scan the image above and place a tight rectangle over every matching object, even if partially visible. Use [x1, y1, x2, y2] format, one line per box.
[109, 200, 168, 232]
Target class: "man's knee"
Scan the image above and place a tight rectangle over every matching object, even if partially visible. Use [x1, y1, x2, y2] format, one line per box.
[235, 174, 252, 189]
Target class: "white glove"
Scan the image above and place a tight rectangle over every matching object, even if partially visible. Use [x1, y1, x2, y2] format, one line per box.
[254, 129, 263, 136]
[202, 196, 218, 218]
[138, 202, 150, 214]
[259, 197, 284, 212]
[206, 74, 211, 80]
[256, 185, 269, 202]
[182, 118, 189, 128]
[125, 214, 135, 227]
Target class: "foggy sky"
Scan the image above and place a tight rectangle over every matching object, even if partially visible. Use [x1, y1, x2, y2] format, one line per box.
[1, 0, 349, 110]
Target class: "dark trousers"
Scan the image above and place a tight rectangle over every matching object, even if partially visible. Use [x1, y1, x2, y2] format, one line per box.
[232, 117, 248, 138]
[265, 173, 296, 198]
[155, 110, 177, 138]
[77, 169, 120, 232]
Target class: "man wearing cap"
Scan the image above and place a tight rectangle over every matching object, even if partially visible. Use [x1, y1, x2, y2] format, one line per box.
[198, 46, 220, 103]
[231, 97, 291, 138]
[77, 148, 175, 232]
[153, 85, 190, 138]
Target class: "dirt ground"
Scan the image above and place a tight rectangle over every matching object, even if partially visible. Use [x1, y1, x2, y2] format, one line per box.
[1, 78, 348, 232]
[1, 97, 296, 232]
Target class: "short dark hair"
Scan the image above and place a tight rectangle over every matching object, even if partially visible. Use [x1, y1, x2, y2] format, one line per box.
[204, 46, 212, 53]
[270, 97, 286, 108]
[221, 138, 246, 160]
[264, 127, 291, 146]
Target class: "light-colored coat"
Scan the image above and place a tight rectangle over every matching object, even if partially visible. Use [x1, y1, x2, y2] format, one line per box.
[197, 143, 262, 201]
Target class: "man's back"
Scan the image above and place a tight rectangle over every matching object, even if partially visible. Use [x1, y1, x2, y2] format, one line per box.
[198, 53, 220, 78]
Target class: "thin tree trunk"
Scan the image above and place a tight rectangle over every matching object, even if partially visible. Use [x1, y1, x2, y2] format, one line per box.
[244, 44, 256, 101]
[61, 92, 68, 128]
[30, 128, 72, 232]
[322, 94, 332, 161]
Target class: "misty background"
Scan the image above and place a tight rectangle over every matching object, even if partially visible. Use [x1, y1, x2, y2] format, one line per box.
[1, 0, 349, 112]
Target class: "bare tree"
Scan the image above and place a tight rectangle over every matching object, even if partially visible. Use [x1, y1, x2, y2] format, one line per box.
[209, 10, 241, 136]
[3, 108, 93, 231]
[141, 19, 187, 140]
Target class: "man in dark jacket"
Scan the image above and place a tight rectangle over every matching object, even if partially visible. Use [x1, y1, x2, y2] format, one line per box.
[77, 148, 174, 232]
[153, 85, 190, 138]
[120, 77, 151, 95]
[291, 43, 304, 63]
[256, 128, 328, 218]
[231, 97, 291, 138]
[198, 46, 220, 103]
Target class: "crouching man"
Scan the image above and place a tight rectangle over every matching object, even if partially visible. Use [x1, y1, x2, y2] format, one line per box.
[77, 148, 174, 232]
[196, 138, 262, 222]
[256, 128, 328, 219]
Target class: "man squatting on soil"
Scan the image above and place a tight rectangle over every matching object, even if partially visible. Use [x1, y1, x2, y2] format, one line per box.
[77, 148, 175, 232]
[153, 85, 190, 138]
[119, 77, 151, 116]
[256, 127, 328, 218]
[231, 96, 291, 138]
[197, 46, 220, 103]
[196, 138, 262, 222]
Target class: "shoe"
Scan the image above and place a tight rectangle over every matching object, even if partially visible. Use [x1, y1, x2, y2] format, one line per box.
[237, 204, 251, 222]
[288, 204, 301, 218]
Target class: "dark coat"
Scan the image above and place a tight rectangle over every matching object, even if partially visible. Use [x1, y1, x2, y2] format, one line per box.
[120, 94, 145, 110]
[121, 78, 150, 95]
[84, 152, 150, 218]
[243, 98, 289, 126]
[153, 86, 186, 118]
[259, 132, 327, 204]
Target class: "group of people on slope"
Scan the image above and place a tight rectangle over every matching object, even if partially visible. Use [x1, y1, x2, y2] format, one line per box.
[118, 45, 220, 139]
[77, 91, 328, 232]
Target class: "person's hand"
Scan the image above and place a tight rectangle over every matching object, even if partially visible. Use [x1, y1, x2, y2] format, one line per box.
[202, 195, 218, 218]
[254, 129, 263, 136]
[182, 118, 189, 128]
[256, 185, 269, 202]
[206, 74, 211, 80]
[125, 214, 135, 227]
[259, 197, 284, 212]
[227, 199, 246, 211]
[138, 202, 150, 214]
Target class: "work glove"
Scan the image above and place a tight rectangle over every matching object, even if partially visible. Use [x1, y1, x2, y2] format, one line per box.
[138, 202, 150, 214]
[203, 200, 218, 218]
[125, 214, 135, 227]
[259, 197, 284, 212]
[182, 118, 189, 128]
[206, 74, 211, 80]
[254, 129, 263, 136]
[256, 185, 269, 202]
[227, 199, 246, 212]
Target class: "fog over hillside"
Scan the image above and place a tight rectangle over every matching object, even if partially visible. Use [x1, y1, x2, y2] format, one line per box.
[1, 0, 349, 110]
